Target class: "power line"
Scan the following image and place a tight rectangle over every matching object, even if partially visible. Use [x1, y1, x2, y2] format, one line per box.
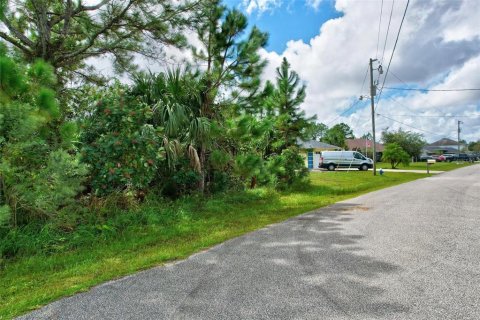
[376, 0, 410, 111]
[385, 70, 480, 115]
[380, 0, 395, 64]
[375, 0, 384, 59]
[376, 113, 456, 139]
[326, 65, 369, 126]
[381, 94, 479, 121]
[389, 70, 408, 85]
[381, 114, 479, 118]
[382, 86, 480, 92]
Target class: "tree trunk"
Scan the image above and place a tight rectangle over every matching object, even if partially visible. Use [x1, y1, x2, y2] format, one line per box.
[250, 176, 257, 189]
[198, 145, 206, 193]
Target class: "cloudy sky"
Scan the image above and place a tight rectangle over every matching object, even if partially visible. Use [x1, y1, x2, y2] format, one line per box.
[220, 0, 480, 143]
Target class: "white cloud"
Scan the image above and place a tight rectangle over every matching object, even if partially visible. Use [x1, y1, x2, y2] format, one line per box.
[258, 0, 480, 142]
[306, 0, 322, 11]
[242, 0, 281, 15]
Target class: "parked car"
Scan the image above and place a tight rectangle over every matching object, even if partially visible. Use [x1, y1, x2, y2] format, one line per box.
[432, 155, 446, 162]
[419, 155, 434, 162]
[319, 151, 373, 171]
[443, 154, 456, 162]
[458, 153, 471, 161]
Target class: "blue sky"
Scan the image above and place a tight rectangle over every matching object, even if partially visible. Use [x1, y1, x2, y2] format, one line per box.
[218, 0, 480, 141]
[224, 0, 341, 53]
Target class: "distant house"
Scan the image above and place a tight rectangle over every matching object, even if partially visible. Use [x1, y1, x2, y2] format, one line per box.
[346, 138, 384, 160]
[297, 140, 342, 169]
[422, 138, 464, 155]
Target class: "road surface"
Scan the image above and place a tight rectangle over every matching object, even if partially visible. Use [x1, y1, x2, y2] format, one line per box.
[20, 164, 480, 320]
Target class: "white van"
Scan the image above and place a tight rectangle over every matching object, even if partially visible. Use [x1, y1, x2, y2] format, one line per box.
[319, 151, 373, 171]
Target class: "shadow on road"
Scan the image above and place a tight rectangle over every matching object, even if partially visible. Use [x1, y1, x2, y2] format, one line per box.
[173, 203, 408, 319]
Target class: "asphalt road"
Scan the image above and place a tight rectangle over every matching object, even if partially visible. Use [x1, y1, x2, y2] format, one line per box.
[20, 164, 480, 320]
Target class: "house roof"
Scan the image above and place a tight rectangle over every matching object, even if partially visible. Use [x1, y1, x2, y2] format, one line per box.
[423, 146, 458, 153]
[429, 138, 458, 146]
[297, 140, 342, 150]
[346, 138, 385, 152]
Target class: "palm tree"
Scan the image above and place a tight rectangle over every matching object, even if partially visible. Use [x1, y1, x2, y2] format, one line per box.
[130, 68, 210, 178]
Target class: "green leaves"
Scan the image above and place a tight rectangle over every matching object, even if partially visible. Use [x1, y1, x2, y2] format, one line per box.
[0, 0, 6, 18]
[81, 87, 169, 195]
[37, 88, 59, 118]
[323, 123, 354, 149]
[267, 58, 315, 153]
[0, 0, 197, 85]
[382, 128, 426, 158]
[382, 143, 410, 169]
[59, 122, 78, 147]
[29, 60, 57, 87]
[0, 55, 24, 98]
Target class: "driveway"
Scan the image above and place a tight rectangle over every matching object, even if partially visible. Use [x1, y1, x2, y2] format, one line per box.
[20, 164, 480, 320]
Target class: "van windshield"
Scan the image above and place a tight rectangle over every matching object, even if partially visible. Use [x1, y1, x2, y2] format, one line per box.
[354, 152, 366, 160]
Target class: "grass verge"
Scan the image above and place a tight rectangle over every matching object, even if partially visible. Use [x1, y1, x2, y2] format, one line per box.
[393, 161, 474, 171]
[1, 171, 423, 319]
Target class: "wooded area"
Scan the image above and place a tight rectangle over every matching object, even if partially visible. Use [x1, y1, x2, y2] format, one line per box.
[0, 0, 321, 259]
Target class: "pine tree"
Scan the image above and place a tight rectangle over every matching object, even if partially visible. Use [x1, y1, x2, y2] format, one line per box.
[0, 50, 86, 225]
[269, 58, 316, 153]
[0, 0, 198, 85]
[192, 0, 268, 191]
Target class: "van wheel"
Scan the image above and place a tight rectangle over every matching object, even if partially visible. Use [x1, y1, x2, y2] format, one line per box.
[360, 164, 368, 171]
[328, 164, 335, 171]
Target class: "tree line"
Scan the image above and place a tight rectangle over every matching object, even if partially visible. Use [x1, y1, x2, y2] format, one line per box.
[0, 0, 320, 239]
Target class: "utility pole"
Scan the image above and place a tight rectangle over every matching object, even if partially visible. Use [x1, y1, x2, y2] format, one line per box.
[457, 120, 463, 156]
[369, 58, 377, 176]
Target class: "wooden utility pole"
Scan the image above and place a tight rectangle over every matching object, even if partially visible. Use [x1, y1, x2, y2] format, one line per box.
[369, 58, 377, 176]
[457, 120, 463, 156]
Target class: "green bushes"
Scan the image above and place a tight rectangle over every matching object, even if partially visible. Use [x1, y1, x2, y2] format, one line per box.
[0, 55, 87, 226]
[81, 87, 164, 195]
[382, 143, 410, 169]
[0, 6, 316, 262]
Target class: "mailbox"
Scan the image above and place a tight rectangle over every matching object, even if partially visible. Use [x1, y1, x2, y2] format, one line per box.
[427, 159, 436, 164]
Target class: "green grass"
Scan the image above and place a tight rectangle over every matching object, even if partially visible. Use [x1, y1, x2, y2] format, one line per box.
[392, 161, 474, 171]
[1, 171, 424, 319]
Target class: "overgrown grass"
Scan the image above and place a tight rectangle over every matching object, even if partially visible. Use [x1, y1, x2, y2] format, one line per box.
[1, 171, 423, 319]
[394, 161, 474, 171]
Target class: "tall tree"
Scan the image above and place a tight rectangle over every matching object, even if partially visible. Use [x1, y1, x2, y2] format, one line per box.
[193, 0, 268, 191]
[468, 140, 480, 152]
[361, 132, 373, 140]
[382, 143, 410, 169]
[381, 128, 426, 159]
[323, 122, 353, 149]
[269, 57, 315, 153]
[306, 122, 328, 141]
[0, 0, 197, 85]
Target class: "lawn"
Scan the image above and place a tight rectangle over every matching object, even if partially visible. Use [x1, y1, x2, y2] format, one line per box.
[393, 161, 474, 171]
[1, 171, 424, 319]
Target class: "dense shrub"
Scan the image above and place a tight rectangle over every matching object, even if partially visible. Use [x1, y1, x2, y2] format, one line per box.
[267, 146, 309, 189]
[81, 87, 167, 195]
[0, 55, 87, 225]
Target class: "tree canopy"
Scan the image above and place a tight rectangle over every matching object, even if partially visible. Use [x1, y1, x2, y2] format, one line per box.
[323, 123, 354, 149]
[382, 143, 410, 169]
[0, 0, 198, 84]
[381, 128, 426, 159]
[1, 0, 317, 261]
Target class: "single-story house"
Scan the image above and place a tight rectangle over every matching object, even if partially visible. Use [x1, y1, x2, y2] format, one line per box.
[298, 140, 342, 169]
[422, 138, 464, 155]
[346, 138, 384, 160]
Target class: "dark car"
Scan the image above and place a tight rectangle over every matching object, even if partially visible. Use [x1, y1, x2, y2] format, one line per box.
[443, 154, 456, 162]
[458, 153, 471, 161]
[469, 153, 479, 161]
[419, 155, 434, 162]
[432, 155, 446, 162]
